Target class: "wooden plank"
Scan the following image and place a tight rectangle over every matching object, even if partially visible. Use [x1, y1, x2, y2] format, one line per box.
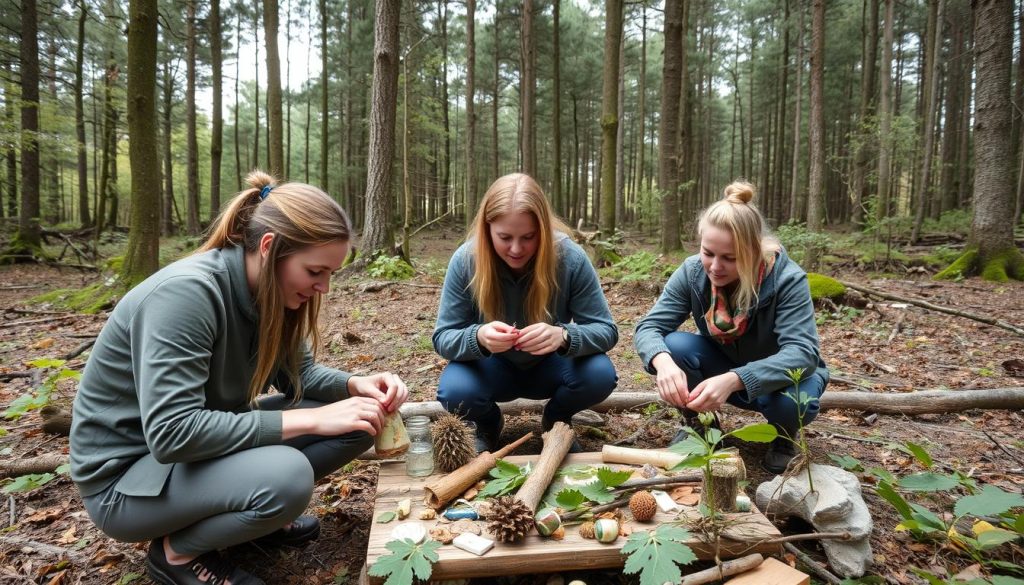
[724, 557, 811, 585]
[365, 452, 782, 584]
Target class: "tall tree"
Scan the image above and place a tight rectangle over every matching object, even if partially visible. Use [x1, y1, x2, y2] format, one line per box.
[360, 0, 401, 261]
[789, 0, 806, 220]
[264, 0, 284, 177]
[940, 0, 1023, 279]
[4, 73, 17, 219]
[319, 0, 328, 190]
[600, 0, 623, 233]
[74, 0, 91, 228]
[552, 0, 562, 215]
[659, 0, 682, 252]
[161, 59, 176, 235]
[123, 0, 160, 286]
[466, 0, 477, 225]
[520, 0, 536, 175]
[875, 0, 895, 224]
[14, 0, 42, 256]
[911, 0, 945, 242]
[806, 0, 825, 234]
[185, 0, 200, 234]
[210, 0, 223, 215]
[439, 0, 450, 216]
[851, 0, 879, 227]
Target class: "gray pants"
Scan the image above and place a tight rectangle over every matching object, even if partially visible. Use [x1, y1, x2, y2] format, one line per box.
[82, 397, 373, 556]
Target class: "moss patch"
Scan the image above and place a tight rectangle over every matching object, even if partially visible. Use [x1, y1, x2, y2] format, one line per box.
[0, 235, 50, 265]
[32, 281, 123, 314]
[807, 273, 846, 301]
[935, 246, 1024, 282]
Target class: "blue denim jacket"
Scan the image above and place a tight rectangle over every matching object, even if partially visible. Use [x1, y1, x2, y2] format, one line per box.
[633, 247, 828, 400]
[432, 234, 618, 369]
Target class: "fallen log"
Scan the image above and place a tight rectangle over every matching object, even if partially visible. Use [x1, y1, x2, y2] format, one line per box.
[0, 455, 68, 480]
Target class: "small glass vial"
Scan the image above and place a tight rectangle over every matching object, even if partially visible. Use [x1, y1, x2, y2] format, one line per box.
[405, 416, 435, 477]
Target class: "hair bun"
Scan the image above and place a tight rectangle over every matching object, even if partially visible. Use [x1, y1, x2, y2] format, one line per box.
[723, 181, 755, 205]
[244, 169, 277, 192]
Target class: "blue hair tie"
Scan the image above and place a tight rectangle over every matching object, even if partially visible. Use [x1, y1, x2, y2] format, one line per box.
[259, 185, 273, 200]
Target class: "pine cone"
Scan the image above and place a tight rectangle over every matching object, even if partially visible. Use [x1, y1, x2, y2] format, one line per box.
[486, 496, 534, 543]
[431, 413, 477, 472]
[629, 490, 657, 522]
[578, 521, 596, 539]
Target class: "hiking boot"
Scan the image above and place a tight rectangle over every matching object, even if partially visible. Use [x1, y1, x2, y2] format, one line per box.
[147, 538, 264, 585]
[541, 414, 583, 453]
[252, 515, 320, 548]
[669, 409, 721, 446]
[762, 438, 798, 474]
[474, 413, 504, 453]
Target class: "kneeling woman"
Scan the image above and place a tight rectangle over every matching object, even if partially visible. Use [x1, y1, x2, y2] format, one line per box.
[70, 171, 408, 585]
[433, 173, 618, 452]
[633, 181, 828, 474]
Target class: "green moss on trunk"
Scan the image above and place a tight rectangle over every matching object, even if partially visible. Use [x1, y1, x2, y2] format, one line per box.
[806, 272, 846, 300]
[935, 246, 1024, 282]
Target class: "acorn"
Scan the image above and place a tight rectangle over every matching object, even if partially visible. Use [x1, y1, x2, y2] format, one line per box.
[578, 521, 596, 539]
[431, 412, 477, 472]
[629, 490, 657, 522]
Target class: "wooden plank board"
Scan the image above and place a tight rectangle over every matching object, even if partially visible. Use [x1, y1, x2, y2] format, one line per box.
[365, 452, 782, 584]
[724, 557, 811, 585]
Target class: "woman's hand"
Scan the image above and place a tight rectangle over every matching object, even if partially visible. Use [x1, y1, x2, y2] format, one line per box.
[284, 396, 387, 439]
[477, 321, 520, 353]
[686, 372, 743, 412]
[652, 352, 689, 407]
[515, 323, 564, 355]
[348, 372, 409, 413]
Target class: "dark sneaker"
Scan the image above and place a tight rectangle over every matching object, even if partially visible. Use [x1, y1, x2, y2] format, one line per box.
[669, 410, 721, 446]
[147, 538, 265, 585]
[762, 438, 798, 474]
[541, 415, 583, 453]
[474, 414, 504, 453]
[252, 515, 320, 548]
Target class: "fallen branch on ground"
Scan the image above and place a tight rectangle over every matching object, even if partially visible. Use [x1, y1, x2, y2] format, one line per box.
[679, 554, 764, 585]
[0, 455, 68, 480]
[782, 542, 842, 585]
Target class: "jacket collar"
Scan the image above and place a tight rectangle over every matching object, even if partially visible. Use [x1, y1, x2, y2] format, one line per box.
[225, 246, 258, 322]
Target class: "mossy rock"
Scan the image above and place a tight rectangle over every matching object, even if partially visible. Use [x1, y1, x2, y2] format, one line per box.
[935, 246, 1024, 282]
[806, 272, 846, 301]
[32, 281, 122, 314]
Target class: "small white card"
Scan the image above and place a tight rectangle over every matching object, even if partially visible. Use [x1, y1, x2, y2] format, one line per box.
[651, 490, 681, 513]
[452, 532, 495, 556]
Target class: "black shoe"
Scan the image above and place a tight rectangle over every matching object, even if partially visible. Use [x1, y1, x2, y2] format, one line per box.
[474, 414, 504, 453]
[147, 538, 265, 585]
[252, 515, 320, 548]
[541, 415, 583, 453]
[762, 438, 798, 474]
[669, 410, 721, 446]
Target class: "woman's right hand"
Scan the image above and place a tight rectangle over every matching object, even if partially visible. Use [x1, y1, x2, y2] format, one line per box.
[312, 396, 387, 436]
[652, 352, 689, 407]
[477, 321, 520, 353]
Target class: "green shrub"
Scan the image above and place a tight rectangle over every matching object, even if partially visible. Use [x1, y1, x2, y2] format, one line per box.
[367, 255, 415, 280]
[806, 273, 846, 301]
[776, 221, 833, 265]
[600, 251, 672, 282]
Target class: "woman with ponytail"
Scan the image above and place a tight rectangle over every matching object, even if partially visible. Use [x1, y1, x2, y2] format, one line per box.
[633, 181, 829, 474]
[433, 173, 618, 453]
[70, 171, 408, 585]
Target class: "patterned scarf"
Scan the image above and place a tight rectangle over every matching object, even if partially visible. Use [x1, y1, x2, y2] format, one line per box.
[704, 256, 775, 344]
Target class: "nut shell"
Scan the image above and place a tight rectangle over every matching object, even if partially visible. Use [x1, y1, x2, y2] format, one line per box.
[629, 490, 658, 522]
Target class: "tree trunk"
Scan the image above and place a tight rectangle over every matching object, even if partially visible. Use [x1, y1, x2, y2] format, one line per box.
[634, 7, 647, 221]
[264, 0, 284, 177]
[875, 0, 895, 225]
[439, 0, 450, 217]
[360, 0, 400, 261]
[5, 75, 16, 219]
[210, 0, 223, 215]
[789, 2, 806, 221]
[520, 0, 536, 176]
[161, 61, 176, 236]
[185, 0, 200, 234]
[911, 0, 945, 243]
[492, 13, 500, 180]
[552, 0, 562, 216]
[320, 0, 328, 190]
[253, 2, 261, 170]
[806, 0, 826, 236]
[772, 0, 791, 223]
[95, 52, 115, 245]
[122, 0, 160, 287]
[659, 0, 682, 252]
[285, 0, 292, 180]
[678, 0, 692, 218]
[466, 0, 476, 224]
[600, 0, 623, 234]
[75, 0, 91, 228]
[940, 0, 966, 215]
[17, 0, 42, 252]
[234, 10, 242, 188]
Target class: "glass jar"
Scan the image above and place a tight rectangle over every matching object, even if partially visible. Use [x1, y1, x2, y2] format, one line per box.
[405, 416, 434, 477]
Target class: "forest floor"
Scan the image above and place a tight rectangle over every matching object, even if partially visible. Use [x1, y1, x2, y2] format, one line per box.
[0, 224, 1022, 585]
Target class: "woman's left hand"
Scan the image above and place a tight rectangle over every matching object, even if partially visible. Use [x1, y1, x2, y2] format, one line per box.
[514, 323, 565, 355]
[686, 372, 743, 413]
[348, 372, 409, 413]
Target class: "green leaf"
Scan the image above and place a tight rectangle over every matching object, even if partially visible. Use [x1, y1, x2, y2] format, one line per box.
[116, 573, 144, 585]
[621, 525, 697, 585]
[55, 463, 70, 475]
[2, 473, 56, 494]
[579, 481, 617, 505]
[955, 485, 1024, 518]
[909, 568, 951, 585]
[897, 472, 958, 492]
[867, 466, 895, 484]
[555, 489, 586, 510]
[976, 528, 1020, 550]
[670, 453, 712, 471]
[596, 467, 632, 488]
[477, 463, 530, 499]
[26, 358, 66, 369]
[493, 459, 522, 477]
[376, 511, 396, 523]
[729, 423, 778, 443]
[828, 454, 863, 471]
[988, 566, 1024, 579]
[703, 427, 723, 446]
[904, 441, 933, 469]
[909, 504, 946, 531]
[367, 539, 441, 585]
[55, 369, 82, 381]
[875, 481, 912, 520]
[667, 434, 704, 457]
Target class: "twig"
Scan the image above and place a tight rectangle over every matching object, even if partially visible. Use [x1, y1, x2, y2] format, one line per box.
[612, 408, 673, 445]
[839, 280, 1024, 337]
[982, 429, 1024, 466]
[763, 531, 852, 544]
[887, 310, 907, 344]
[0, 371, 33, 382]
[0, 285, 43, 291]
[357, 281, 441, 293]
[614, 473, 703, 492]
[0, 535, 90, 563]
[3, 308, 69, 316]
[60, 339, 96, 361]
[8, 496, 14, 527]
[408, 203, 463, 239]
[782, 542, 843, 585]
[0, 315, 76, 329]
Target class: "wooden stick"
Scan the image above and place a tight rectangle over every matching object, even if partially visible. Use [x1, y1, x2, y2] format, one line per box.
[763, 531, 853, 544]
[422, 432, 532, 509]
[602, 444, 685, 469]
[679, 553, 764, 585]
[839, 280, 1024, 336]
[515, 422, 575, 512]
[0, 455, 68, 480]
[782, 542, 843, 585]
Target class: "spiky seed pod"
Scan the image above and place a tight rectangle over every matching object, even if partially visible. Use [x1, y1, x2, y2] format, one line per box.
[486, 496, 534, 543]
[578, 521, 596, 539]
[431, 413, 477, 472]
[629, 490, 657, 522]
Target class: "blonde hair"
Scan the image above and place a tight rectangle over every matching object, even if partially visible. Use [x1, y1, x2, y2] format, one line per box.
[469, 173, 572, 325]
[697, 180, 780, 312]
[198, 169, 352, 403]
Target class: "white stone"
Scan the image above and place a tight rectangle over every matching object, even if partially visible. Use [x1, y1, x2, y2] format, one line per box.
[452, 532, 495, 556]
[756, 463, 873, 578]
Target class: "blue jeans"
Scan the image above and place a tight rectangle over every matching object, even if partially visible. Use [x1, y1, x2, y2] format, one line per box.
[664, 331, 826, 437]
[437, 352, 618, 430]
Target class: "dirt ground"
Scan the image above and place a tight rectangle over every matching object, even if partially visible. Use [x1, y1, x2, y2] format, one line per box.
[1, 225, 1022, 585]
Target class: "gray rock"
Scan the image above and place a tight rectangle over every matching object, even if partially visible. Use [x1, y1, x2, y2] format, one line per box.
[571, 409, 604, 427]
[756, 463, 873, 578]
